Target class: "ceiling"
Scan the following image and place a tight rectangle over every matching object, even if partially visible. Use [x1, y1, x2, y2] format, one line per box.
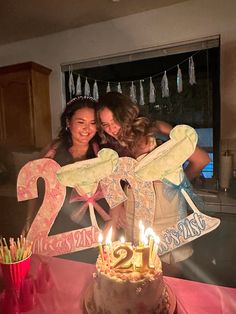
[0, 0, 187, 46]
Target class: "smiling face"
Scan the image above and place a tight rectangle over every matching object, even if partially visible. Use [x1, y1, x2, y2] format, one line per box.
[99, 107, 121, 139]
[68, 107, 97, 144]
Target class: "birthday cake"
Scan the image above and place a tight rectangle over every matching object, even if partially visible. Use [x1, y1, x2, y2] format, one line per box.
[86, 237, 175, 314]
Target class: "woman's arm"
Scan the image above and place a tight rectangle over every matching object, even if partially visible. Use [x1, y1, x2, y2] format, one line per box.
[154, 120, 210, 181]
[185, 146, 210, 181]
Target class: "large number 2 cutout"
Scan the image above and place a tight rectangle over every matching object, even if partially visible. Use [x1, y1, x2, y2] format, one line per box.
[17, 158, 99, 256]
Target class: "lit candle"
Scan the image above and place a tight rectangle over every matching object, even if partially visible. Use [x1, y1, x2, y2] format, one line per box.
[144, 227, 155, 266]
[107, 227, 113, 252]
[152, 235, 160, 264]
[135, 239, 150, 272]
[98, 233, 104, 263]
[139, 220, 145, 246]
[120, 236, 125, 244]
[105, 227, 113, 267]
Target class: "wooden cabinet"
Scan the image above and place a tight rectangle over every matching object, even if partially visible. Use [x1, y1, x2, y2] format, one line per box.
[0, 62, 52, 150]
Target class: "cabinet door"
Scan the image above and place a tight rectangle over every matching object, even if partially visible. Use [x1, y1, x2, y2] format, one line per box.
[0, 70, 35, 149]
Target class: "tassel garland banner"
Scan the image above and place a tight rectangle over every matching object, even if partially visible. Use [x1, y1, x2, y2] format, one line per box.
[117, 82, 122, 93]
[139, 80, 145, 106]
[130, 81, 137, 103]
[93, 80, 99, 101]
[69, 67, 75, 98]
[76, 74, 82, 96]
[84, 78, 91, 96]
[106, 82, 111, 93]
[177, 65, 183, 93]
[189, 56, 196, 85]
[149, 77, 156, 103]
[161, 71, 169, 98]
[67, 52, 200, 104]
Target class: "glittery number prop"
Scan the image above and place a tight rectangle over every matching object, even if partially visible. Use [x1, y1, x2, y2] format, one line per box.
[112, 246, 133, 269]
[17, 158, 99, 256]
[100, 157, 156, 242]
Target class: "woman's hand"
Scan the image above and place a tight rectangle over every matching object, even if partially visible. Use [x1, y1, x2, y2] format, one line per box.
[112, 203, 127, 229]
[103, 203, 127, 240]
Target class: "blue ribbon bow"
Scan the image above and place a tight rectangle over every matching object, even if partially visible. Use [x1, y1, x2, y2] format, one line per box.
[162, 176, 205, 221]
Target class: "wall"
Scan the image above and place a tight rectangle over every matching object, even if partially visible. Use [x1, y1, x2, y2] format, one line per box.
[0, 0, 236, 164]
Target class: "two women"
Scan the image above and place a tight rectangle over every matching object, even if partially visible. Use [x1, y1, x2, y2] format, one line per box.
[24, 92, 209, 267]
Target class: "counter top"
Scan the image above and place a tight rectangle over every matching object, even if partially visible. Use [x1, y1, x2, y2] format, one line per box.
[195, 189, 236, 214]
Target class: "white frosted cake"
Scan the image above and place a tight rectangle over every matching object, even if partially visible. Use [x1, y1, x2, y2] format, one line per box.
[89, 240, 173, 314]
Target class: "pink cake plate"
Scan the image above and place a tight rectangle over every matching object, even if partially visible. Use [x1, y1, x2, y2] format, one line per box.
[84, 281, 177, 314]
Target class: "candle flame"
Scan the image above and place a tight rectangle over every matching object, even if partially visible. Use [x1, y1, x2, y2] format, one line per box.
[139, 220, 144, 229]
[144, 227, 155, 239]
[143, 236, 148, 246]
[98, 233, 103, 243]
[106, 227, 113, 245]
[139, 221, 145, 238]
[120, 236, 125, 244]
[154, 235, 160, 244]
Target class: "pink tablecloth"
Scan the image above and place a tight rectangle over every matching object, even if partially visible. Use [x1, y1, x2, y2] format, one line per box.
[1, 254, 236, 314]
[165, 276, 236, 314]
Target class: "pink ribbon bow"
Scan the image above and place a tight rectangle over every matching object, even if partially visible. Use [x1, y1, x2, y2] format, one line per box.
[69, 188, 111, 224]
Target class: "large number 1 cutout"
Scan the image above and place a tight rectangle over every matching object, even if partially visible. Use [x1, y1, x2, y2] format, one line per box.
[17, 158, 99, 256]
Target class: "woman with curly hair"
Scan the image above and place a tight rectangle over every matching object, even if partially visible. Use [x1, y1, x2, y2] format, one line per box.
[97, 91, 209, 180]
[97, 91, 210, 274]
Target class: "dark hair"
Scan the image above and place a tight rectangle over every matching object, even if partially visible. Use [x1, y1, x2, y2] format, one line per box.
[98, 92, 155, 154]
[51, 96, 99, 154]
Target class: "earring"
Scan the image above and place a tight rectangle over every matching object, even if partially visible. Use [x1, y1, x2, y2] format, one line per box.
[66, 126, 69, 132]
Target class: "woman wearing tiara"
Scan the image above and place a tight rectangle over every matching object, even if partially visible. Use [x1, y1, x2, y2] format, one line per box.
[23, 96, 121, 262]
[97, 91, 210, 274]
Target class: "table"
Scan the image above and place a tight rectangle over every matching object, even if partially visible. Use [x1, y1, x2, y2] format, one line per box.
[1, 254, 236, 314]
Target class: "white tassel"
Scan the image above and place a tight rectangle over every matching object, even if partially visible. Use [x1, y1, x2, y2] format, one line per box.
[189, 56, 196, 85]
[84, 78, 91, 96]
[139, 80, 145, 106]
[106, 82, 111, 93]
[149, 77, 155, 103]
[93, 80, 99, 100]
[161, 71, 169, 98]
[69, 70, 75, 98]
[177, 65, 183, 93]
[130, 81, 137, 103]
[117, 82, 122, 93]
[76, 74, 82, 96]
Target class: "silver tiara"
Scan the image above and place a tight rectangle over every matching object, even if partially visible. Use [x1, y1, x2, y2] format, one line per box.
[67, 96, 97, 106]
